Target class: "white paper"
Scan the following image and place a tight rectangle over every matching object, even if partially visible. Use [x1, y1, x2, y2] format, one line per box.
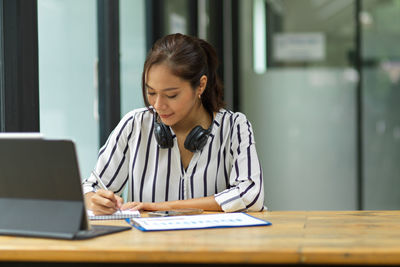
[130, 213, 270, 231]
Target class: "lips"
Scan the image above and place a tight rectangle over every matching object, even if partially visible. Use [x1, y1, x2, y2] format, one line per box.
[159, 113, 173, 119]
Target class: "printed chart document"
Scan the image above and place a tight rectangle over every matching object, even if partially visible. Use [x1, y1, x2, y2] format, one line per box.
[128, 212, 271, 231]
[87, 210, 140, 220]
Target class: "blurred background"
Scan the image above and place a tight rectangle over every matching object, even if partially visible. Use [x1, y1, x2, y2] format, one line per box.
[1, 0, 399, 211]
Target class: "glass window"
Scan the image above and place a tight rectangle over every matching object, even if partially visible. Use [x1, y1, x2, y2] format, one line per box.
[120, 0, 147, 115]
[362, 0, 400, 209]
[241, 0, 358, 210]
[38, 0, 98, 179]
[163, 0, 190, 34]
[264, 0, 355, 68]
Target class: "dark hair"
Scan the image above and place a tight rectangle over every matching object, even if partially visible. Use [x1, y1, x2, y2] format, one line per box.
[141, 33, 224, 113]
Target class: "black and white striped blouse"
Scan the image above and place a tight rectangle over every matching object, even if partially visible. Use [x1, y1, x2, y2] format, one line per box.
[83, 108, 265, 212]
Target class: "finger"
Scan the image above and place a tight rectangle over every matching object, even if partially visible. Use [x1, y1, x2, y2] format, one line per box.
[92, 206, 118, 215]
[89, 197, 117, 215]
[91, 192, 118, 209]
[97, 189, 116, 199]
[115, 195, 124, 208]
[129, 203, 144, 211]
[96, 189, 120, 208]
[121, 202, 141, 210]
[121, 202, 136, 210]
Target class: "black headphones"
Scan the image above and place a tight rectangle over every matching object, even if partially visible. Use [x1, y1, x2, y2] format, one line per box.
[153, 111, 213, 152]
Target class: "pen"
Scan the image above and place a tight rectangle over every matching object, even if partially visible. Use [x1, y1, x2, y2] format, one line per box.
[91, 170, 108, 190]
[91, 170, 121, 213]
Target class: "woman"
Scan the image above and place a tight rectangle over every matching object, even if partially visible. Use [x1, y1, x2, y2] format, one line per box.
[83, 33, 264, 214]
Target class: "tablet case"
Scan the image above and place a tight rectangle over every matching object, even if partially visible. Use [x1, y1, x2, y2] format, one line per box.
[0, 138, 130, 239]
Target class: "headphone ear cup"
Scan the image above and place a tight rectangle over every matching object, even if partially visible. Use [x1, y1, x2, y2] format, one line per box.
[154, 119, 174, 149]
[184, 126, 210, 152]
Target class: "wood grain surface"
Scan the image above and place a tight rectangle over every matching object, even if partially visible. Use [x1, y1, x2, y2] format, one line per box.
[0, 210, 399, 265]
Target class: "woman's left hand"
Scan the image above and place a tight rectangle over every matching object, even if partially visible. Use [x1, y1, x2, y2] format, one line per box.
[121, 202, 148, 211]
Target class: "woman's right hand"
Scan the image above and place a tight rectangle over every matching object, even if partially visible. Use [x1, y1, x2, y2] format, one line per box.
[84, 190, 124, 215]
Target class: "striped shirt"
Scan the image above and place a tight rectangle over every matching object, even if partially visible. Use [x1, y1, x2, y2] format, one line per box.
[82, 108, 265, 212]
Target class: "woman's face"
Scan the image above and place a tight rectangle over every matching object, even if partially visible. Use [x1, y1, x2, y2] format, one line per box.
[146, 63, 201, 127]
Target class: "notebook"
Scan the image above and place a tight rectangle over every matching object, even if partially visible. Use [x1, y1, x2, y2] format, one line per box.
[87, 210, 140, 220]
[0, 137, 131, 239]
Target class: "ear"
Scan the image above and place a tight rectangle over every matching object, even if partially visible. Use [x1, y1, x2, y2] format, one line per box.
[197, 75, 208, 96]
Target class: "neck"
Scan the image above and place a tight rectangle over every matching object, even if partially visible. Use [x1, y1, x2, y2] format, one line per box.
[172, 103, 211, 136]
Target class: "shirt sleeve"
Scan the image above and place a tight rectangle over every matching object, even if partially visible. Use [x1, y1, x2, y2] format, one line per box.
[82, 111, 136, 196]
[214, 113, 265, 212]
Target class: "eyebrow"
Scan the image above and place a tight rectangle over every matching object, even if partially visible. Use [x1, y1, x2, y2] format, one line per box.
[145, 84, 179, 92]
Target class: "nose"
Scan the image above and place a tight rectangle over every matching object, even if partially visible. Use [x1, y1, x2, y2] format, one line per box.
[153, 95, 166, 110]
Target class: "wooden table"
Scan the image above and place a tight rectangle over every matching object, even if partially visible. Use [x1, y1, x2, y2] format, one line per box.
[0, 210, 399, 266]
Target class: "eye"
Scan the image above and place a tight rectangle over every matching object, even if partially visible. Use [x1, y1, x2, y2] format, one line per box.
[167, 94, 177, 99]
[147, 92, 155, 96]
